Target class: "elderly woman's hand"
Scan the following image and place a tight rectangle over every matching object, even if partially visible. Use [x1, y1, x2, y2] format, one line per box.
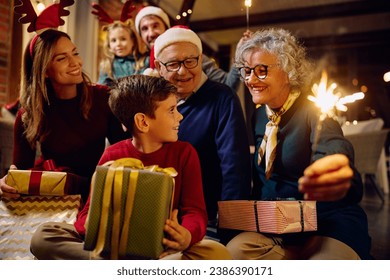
[0, 165, 20, 199]
[298, 154, 353, 201]
[236, 30, 253, 50]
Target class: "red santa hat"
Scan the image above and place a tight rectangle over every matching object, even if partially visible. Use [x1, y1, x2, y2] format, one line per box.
[135, 6, 170, 34]
[153, 25, 202, 59]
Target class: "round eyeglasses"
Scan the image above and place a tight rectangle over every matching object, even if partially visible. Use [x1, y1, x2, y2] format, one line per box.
[159, 56, 200, 72]
[239, 64, 278, 80]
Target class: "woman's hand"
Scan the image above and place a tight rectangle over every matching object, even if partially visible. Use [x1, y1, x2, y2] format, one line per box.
[236, 30, 253, 50]
[0, 165, 20, 199]
[298, 154, 352, 201]
[159, 209, 192, 259]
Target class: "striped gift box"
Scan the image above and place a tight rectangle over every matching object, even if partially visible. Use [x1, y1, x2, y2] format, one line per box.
[218, 200, 317, 234]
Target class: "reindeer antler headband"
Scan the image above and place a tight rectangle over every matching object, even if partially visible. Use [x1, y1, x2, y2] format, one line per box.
[91, 0, 137, 25]
[14, 0, 75, 56]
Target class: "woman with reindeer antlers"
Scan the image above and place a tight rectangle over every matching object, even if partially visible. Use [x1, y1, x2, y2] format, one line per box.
[0, 0, 127, 202]
[92, 1, 149, 87]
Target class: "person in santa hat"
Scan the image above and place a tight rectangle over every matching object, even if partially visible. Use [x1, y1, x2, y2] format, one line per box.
[152, 26, 252, 242]
[135, 6, 251, 91]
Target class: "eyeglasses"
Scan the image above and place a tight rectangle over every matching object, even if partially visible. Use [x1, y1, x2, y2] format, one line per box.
[239, 64, 278, 80]
[159, 56, 200, 72]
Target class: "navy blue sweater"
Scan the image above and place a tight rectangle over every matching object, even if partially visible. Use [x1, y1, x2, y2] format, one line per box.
[178, 79, 252, 221]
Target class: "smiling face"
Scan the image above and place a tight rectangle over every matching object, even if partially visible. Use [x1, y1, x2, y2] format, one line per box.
[243, 50, 290, 109]
[155, 42, 202, 99]
[146, 94, 183, 144]
[139, 15, 167, 49]
[108, 26, 134, 57]
[45, 36, 83, 91]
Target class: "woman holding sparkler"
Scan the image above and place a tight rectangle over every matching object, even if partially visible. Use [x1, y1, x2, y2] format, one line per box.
[226, 28, 371, 259]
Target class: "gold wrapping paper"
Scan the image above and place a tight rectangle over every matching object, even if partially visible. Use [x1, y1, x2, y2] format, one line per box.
[0, 195, 81, 259]
[6, 170, 87, 196]
[218, 200, 317, 234]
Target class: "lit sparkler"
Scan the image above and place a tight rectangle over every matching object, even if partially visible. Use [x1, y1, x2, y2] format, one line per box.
[308, 70, 365, 157]
[245, 0, 252, 31]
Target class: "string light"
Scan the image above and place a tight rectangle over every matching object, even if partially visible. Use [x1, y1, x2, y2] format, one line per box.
[176, 9, 193, 20]
[384, 71, 390, 82]
[36, 1, 46, 12]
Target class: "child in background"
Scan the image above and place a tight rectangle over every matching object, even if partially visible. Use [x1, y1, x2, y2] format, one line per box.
[97, 21, 149, 87]
[91, 2, 148, 87]
[30, 75, 232, 260]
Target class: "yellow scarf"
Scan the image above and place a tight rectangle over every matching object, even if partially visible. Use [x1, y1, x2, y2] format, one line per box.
[257, 91, 300, 180]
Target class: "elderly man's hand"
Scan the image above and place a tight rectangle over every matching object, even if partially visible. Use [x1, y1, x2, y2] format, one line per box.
[298, 154, 353, 201]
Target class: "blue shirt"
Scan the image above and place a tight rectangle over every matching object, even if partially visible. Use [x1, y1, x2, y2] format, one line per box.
[98, 55, 150, 87]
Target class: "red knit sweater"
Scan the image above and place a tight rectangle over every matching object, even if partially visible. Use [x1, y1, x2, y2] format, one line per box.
[12, 85, 127, 200]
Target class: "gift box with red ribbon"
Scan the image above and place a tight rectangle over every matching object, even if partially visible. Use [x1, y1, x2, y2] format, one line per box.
[6, 160, 88, 196]
[218, 200, 317, 234]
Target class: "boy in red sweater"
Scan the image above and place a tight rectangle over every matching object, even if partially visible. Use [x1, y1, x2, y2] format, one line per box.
[30, 75, 231, 260]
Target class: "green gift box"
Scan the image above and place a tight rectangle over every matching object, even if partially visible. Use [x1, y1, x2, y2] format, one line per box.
[84, 158, 176, 259]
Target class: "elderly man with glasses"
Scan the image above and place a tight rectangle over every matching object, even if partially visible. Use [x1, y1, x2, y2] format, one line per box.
[135, 6, 251, 92]
[153, 26, 252, 242]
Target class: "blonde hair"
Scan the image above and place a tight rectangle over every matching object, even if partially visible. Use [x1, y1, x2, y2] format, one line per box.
[100, 21, 147, 80]
[20, 29, 92, 148]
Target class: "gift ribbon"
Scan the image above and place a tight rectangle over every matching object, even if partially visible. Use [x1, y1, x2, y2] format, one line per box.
[251, 200, 307, 233]
[91, 158, 177, 259]
[118, 170, 138, 257]
[262, 200, 307, 233]
[42, 159, 70, 172]
[28, 171, 43, 195]
[299, 200, 304, 232]
[93, 163, 117, 257]
[253, 201, 260, 233]
[111, 166, 125, 259]
[24, 159, 65, 195]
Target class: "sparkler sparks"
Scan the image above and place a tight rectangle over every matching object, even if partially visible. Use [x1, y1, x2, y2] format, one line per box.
[308, 70, 365, 159]
[244, 0, 252, 30]
[308, 71, 364, 119]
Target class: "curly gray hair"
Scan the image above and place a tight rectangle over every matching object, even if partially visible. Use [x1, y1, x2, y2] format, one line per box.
[235, 28, 314, 93]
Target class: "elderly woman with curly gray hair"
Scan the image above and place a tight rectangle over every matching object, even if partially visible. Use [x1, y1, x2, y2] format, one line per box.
[226, 28, 371, 260]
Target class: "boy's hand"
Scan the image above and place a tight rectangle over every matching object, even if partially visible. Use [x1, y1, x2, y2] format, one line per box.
[298, 154, 352, 201]
[159, 209, 192, 259]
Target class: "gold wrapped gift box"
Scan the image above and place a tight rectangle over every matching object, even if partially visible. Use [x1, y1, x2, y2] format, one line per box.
[218, 200, 317, 234]
[6, 170, 86, 196]
[84, 158, 176, 259]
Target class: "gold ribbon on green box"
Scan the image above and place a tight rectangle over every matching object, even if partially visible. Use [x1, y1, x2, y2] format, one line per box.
[84, 158, 177, 259]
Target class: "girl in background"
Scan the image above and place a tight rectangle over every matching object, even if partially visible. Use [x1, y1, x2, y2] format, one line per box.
[92, 2, 149, 87]
[97, 21, 149, 87]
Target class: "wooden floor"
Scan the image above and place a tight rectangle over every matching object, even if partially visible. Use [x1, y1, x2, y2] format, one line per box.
[359, 181, 390, 260]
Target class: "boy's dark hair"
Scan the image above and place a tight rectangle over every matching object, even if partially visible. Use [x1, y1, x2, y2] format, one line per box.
[109, 74, 177, 134]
